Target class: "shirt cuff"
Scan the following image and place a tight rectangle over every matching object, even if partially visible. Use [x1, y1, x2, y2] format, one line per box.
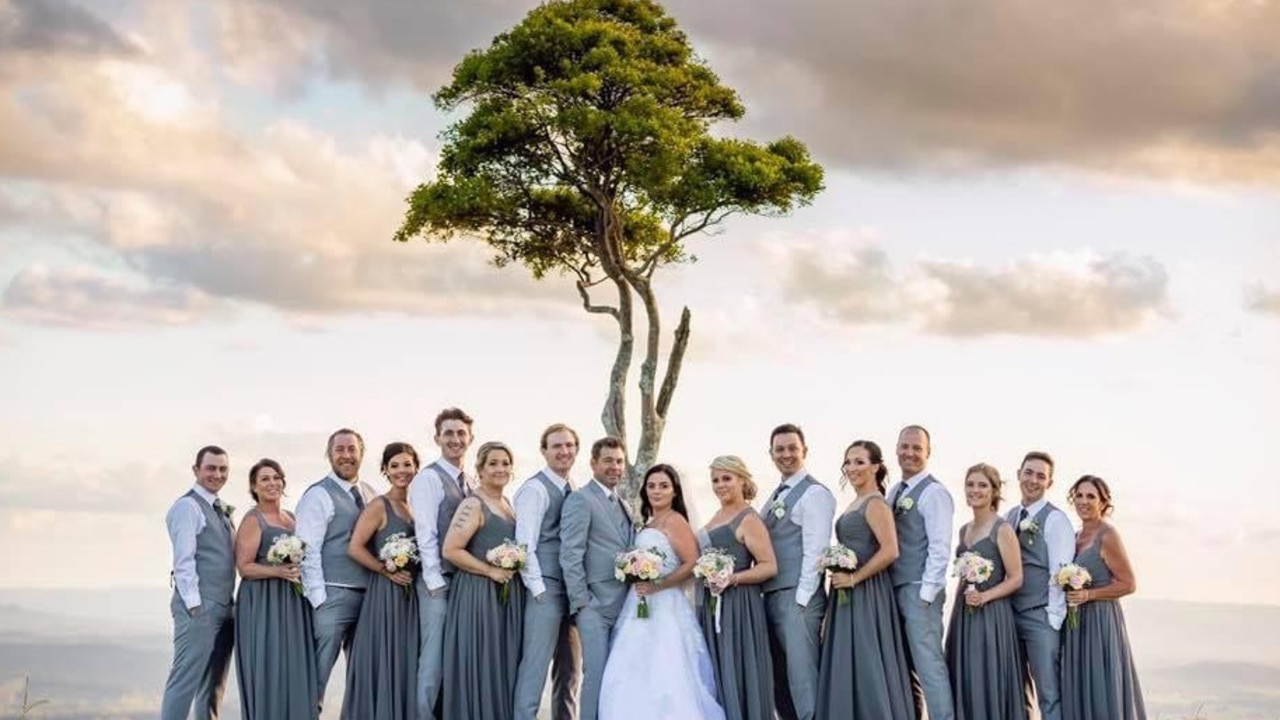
[180, 589, 202, 610]
[919, 582, 943, 603]
[424, 571, 448, 591]
[794, 585, 815, 607]
[1047, 608, 1066, 630]
[526, 577, 546, 597]
[305, 587, 327, 609]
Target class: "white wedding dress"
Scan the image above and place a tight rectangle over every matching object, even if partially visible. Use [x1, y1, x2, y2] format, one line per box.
[598, 527, 726, 720]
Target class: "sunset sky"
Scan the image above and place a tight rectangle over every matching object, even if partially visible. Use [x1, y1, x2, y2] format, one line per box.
[1, 0, 1278, 606]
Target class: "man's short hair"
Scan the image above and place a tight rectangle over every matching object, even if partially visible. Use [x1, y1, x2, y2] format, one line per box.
[1020, 450, 1055, 477]
[590, 436, 625, 461]
[769, 423, 806, 448]
[326, 428, 365, 454]
[434, 407, 475, 435]
[540, 423, 580, 450]
[194, 445, 228, 468]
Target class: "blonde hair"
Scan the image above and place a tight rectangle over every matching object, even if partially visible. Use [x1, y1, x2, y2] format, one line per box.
[964, 462, 1004, 511]
[709, 455, 758, 501]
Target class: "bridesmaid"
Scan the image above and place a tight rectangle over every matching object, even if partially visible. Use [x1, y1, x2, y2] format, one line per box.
[441, 441, 525, 720]
[815, 440, 914, 720]
[1061, 476, 1146, 720]
[234, 458, 318, 720]
[342, 442, 422, 720]
[696, 456, 778, 720]
[944, 463, 1026, 720]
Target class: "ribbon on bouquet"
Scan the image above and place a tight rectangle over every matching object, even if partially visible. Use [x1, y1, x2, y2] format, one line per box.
[713, 591, 725, 635]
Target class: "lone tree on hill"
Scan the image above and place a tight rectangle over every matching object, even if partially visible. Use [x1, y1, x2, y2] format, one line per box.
[395, 0, 824, 498]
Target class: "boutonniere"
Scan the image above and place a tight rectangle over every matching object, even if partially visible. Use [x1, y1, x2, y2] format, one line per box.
[769, 499, 786, 519]
[1019, 518, 1041, 545]
[895, 497, 915, 515]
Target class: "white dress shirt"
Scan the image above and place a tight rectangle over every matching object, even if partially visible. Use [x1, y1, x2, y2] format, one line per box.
[295, 473, 375, 608]
[774, 470, 837, 607]
[408, 457, 467, 592]
[166, 484, 223, 610]
[890, 469, 954, 603]
[513, 468, 570, 597]
[1010, 498, 1075, 630]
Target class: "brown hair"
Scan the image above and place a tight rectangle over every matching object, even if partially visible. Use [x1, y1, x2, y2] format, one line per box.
[590, 436, 625, 461]
[769, 423, 806, 448]
[964, 462, 1004, 511]
[1068, 475, 1115, 516]
[434, 407, 474, 435]
[326, 428, 364, 454]
[248, 458, 285, 502]
[1020, 450, 1055, 477]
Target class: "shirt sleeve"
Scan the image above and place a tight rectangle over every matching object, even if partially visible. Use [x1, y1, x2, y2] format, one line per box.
[166, 497, 205, 610]
[793, 485, 837, 606]
[294, 487, 333, 608]
[1044, 508, 1075, 630]
[513, 481, 550, 596]
[919, 482, 955, 603]
[408, 467, 447, 591]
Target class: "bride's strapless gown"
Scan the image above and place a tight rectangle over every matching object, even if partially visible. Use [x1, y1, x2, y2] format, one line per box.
[598, 527, 726, 720]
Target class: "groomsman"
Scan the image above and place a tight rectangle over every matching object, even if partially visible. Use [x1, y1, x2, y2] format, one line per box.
[161, 445, 236, 720]
[761, 423, 836, 720]
[295, 428, 376, 709]
[560, 437, 634, 720]
[408, 407, 476, 720]
[513, 423, 584, 720]
[888, 424, 955, 720]
[1007, 451, 1074, 720]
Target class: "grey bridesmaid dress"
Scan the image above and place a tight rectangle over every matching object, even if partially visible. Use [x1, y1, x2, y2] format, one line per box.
[1061, 527, 1146, 720]
[234, 510, 319, 720]
[815, 498, 915, 720]
[341, 497, 420, 720]
[944, 518, 1027, 720]
[696, 508, 774, 720]
[442, 500, 526, 720]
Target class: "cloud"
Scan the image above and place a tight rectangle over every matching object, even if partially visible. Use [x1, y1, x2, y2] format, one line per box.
[0, 4, 576, 328]
[199, 0, 1280, 185]
[2, 264, 221, 329]
[0, 455, 184, 515]
[779, 236, 1170, 338]
[672, 0, 1280, 183]
[0, 0, 140, 58]
[1245, 284, 1280, 318]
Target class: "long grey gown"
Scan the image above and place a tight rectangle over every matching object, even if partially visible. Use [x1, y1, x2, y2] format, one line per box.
[1061, 526, 1146, 720]
[235, 510, 319, 720]
[944, 518, 1027, 720]
[442, 501, 526, 720]
[697, 508, 774, 720]
[815, 498, 915, 720]
[341, 497, 419, 720]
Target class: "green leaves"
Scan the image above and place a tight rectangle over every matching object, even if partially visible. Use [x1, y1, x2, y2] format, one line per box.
[397, 0, 824, 281]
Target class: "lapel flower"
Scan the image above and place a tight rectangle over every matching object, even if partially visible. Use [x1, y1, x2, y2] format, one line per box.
[769, 499, 786, 519]
[1019, 518, 1041, 545]
[895, 496, 915, 514]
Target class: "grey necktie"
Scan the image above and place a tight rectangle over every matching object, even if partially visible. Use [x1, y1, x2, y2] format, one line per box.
[1016, 507, 1029, 536]
[350, 486, 366, 511]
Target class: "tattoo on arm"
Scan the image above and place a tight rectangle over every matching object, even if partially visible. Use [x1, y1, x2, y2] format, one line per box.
[451, 503, 477, 532]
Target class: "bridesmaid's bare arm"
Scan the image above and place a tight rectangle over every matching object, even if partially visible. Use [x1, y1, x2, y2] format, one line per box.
[732, 513, 778, 585]
[1094, 525, 1136, 600]
[442, 498, 512, 583]
[235, 514, 293, 581]
[349, 499, 407, 584]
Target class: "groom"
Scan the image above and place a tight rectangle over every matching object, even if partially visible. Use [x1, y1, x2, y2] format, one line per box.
[761, 423, 835, 720]
[1007, 451, 1074, 720]
[559, 436, 634, 720]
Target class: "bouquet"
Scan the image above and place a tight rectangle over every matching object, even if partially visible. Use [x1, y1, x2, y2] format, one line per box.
[1053, 563, 1094, 630]
[265, 533, 306, 596]
[378, 532, 420, 598]
[615, 547, 666, 618]
[693, 549, 736, 630]
[952, 551, 995, 614]
[816, 545, 860, 605]
[485, 539, 528, 605]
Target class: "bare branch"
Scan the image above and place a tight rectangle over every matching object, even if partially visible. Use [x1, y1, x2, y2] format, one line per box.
[576, 280, 619, 319]
[656, 306, 691, 419]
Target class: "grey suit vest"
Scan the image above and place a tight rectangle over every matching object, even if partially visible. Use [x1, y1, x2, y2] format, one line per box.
[890, 475, 939, 587]
[534, 472, 567, 581]
[184, 490, 235, 606]
[429, 462, 468, 576]
[762, 475, 820, 593]
[313, 477, 369, 589]
[1012, 502, 1057, 612]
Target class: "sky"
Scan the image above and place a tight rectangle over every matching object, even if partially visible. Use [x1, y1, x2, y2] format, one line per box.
[1, 0, 1278, 606]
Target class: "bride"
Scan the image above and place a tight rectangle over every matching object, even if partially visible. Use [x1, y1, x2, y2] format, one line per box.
[598, 464, 726, 720]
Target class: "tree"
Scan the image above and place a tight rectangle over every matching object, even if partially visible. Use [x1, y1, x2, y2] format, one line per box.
[395, 0, 824, 498]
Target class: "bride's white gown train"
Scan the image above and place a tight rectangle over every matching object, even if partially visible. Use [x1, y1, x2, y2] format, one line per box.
[598, 527, 726, 720]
